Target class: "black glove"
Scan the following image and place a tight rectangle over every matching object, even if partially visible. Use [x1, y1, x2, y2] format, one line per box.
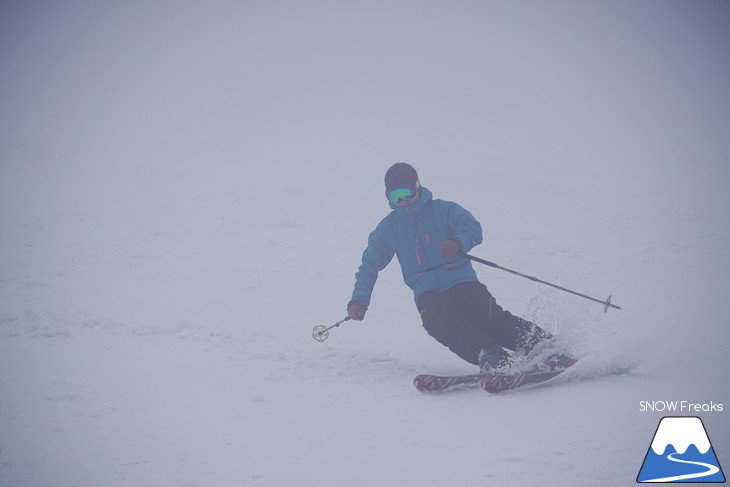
[347, 300, 367, 321]
[440, 238, 462, 257]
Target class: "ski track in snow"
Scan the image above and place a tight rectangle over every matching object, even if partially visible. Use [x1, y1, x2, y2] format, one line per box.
[1, 304, 715, 487]
[0, 310, 649, 487]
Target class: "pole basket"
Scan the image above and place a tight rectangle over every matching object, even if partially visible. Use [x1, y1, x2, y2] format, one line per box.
[312, 325, 329, 342]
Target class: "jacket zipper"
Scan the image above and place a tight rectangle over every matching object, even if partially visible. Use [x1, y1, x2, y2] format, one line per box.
[407, 205, 446, 292]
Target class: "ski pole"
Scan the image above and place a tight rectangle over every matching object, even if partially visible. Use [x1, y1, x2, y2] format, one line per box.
[459, 252, 621, 312]
[312, 316, 351, 342]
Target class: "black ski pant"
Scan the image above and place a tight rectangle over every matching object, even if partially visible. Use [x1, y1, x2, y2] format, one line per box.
[416, 281, 551, 365]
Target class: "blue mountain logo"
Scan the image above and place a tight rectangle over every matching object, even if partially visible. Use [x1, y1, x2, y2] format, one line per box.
[637, 416, 725, 483]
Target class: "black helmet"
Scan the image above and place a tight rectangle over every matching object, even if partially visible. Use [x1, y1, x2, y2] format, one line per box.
[384, 162, 419, 191]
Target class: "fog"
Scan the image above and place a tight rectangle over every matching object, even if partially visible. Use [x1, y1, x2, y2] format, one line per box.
[1, 1, 729, 485]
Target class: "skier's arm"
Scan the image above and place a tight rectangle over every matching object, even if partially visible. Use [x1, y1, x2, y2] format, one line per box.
[351, 221, 396, 308]
[446, 203, 483, 253]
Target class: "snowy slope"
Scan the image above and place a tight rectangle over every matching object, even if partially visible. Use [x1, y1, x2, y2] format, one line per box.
[1, 1, 729, 486]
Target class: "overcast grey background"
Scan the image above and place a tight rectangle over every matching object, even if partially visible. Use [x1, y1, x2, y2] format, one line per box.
[1, 1, 729, 486]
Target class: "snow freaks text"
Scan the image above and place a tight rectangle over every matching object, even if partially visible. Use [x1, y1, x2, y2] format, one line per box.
[639, 401, 724, 413]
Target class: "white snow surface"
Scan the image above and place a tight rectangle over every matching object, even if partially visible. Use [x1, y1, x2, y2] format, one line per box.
[1, 1, 729, 486]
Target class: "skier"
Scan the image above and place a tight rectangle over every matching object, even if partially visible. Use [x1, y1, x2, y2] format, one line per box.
[347, 162, 572, 373]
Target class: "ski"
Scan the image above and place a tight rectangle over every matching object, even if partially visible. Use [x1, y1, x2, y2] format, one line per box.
[480, 359, 577, 394]
[413, 373, 487, 393]
[415, 357, 578, 394]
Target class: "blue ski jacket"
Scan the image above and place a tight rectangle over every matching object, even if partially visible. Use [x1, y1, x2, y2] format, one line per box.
[351, 187, 483, 307]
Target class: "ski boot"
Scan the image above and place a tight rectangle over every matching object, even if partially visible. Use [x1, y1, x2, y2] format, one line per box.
[544, 352, 577, 370]
[478, 348, 512, 374]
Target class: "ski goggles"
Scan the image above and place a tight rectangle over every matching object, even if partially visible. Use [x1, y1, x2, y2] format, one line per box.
[387, 184, 419, 205]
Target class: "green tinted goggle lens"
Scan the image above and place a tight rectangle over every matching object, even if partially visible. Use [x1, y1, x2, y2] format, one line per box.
[388, 186, 416, 205]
